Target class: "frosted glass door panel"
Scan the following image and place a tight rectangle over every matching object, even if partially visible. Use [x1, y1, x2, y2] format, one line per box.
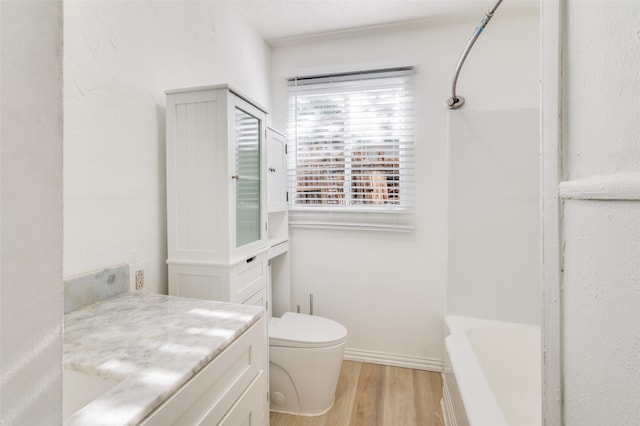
[235, 108, 261, 248]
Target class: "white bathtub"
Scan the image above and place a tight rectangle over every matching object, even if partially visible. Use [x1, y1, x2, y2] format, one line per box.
[441, 316, 541, 426]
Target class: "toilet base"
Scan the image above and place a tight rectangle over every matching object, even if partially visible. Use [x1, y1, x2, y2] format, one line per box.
[268, 342, 346, 415]
[269, 396, 335, 417]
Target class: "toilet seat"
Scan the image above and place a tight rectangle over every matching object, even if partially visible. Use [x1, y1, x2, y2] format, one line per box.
[269, 312, 347, 348]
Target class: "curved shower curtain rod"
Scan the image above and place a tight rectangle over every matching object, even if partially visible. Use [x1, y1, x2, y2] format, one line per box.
[447, 0, 504, 109]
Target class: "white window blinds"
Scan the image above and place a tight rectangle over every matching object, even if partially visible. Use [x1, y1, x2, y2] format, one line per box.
[287, 67, 415, 231]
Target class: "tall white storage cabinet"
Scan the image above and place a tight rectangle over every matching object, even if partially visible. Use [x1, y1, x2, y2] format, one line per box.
[165, 85, 269, 307]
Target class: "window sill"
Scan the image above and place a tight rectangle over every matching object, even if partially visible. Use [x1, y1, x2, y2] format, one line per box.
[288, 207, 415, 232]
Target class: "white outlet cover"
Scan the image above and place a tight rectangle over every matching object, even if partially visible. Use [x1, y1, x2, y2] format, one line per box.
[129, 261, 148, 291]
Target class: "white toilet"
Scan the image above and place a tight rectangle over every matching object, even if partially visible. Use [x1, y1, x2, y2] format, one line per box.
[268, 312, 348, 415]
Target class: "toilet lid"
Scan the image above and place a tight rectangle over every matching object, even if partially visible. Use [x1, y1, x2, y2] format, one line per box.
[269, 312, 348, 348]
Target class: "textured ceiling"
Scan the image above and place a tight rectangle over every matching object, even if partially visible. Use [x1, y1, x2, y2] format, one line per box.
[232, 0, 537, 43]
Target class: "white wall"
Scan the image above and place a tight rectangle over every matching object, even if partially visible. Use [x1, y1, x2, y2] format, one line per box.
[557, 2, 640, 424]
[271, 6, 539, 366]
[0, 2, 63, 425]
[64, 1, 271, 293]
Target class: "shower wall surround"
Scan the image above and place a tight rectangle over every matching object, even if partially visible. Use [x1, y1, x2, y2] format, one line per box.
[447, 108, 540, 324]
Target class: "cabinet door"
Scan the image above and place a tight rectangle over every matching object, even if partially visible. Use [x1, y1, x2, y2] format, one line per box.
[166, 89, 228, 262]
[267, 128, 288, 212]
[230, 95, 267, 256]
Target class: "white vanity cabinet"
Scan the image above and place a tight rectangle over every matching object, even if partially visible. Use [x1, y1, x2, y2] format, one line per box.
[139, 317, 267, 426]
[166, 85, 269, 308]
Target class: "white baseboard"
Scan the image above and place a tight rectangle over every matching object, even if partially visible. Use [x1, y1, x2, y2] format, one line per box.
[343, 347, 442, 372]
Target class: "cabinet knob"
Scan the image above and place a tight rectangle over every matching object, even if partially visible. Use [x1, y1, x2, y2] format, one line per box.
[231, 174, 240, 180]
[268, 167, 276, 173]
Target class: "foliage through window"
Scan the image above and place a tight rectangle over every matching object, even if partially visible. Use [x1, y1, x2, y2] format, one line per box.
[287, 67, 415, 230]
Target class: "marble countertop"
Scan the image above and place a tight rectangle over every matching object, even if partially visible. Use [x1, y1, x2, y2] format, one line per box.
[63, 292, 262, 426]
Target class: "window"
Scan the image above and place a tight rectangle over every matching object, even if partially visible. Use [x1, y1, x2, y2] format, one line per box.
[287, 67, 415, 230]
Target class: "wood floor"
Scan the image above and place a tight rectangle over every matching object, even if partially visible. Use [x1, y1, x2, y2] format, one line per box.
[270, 361, 444, 426]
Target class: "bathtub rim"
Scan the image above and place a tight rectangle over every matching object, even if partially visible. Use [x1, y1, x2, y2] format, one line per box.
[445, 314, 540, 336]
[444, 315, 541, 426]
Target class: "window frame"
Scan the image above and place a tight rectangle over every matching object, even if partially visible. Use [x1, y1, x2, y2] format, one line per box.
[286, 67, 415, 231]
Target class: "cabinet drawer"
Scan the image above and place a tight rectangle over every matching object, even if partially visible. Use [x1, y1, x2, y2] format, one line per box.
[215, 371, 266, 426]
[242, 287, 267, 310]
[242, 289, 269, 360]
[230, 253, 267, 303]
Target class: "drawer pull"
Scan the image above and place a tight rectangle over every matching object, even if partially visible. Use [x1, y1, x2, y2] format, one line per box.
[246, 256, 256, 263]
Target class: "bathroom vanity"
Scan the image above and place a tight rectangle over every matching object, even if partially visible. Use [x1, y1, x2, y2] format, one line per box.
[63, 292, 267, 425]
